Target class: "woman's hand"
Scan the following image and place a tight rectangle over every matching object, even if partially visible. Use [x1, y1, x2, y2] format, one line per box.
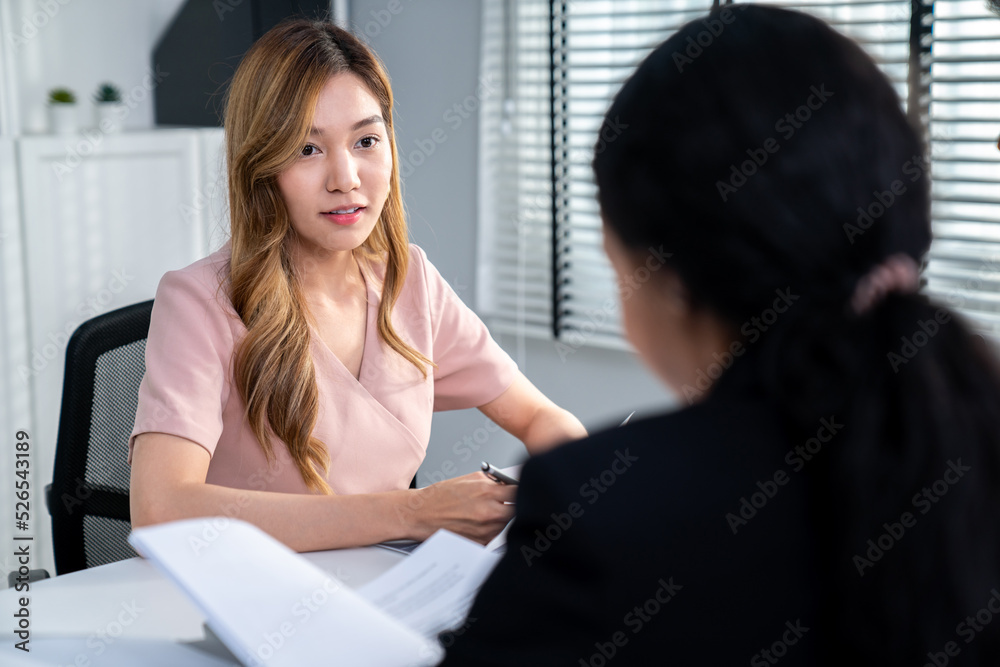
[403, 472, 516, 544]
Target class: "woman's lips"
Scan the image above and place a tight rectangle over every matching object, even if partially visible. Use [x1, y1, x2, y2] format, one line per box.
[322, 206, 366, 226]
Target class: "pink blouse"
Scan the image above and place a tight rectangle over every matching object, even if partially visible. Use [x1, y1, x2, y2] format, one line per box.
[128, 244, 517, 495]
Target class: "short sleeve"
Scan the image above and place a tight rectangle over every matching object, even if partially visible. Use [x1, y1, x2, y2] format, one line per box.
[417, 247, 518, 411]
[128, 263, 235, 463]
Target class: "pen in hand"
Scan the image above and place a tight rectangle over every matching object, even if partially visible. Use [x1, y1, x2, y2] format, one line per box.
[481, 461, 519, 485]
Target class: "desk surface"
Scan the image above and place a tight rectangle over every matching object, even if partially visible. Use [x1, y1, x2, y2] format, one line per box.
[0, 546, 406, 665]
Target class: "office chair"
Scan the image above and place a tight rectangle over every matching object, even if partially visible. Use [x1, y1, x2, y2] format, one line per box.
[47, 300, 153, 575]
[44, 298, 419, 576]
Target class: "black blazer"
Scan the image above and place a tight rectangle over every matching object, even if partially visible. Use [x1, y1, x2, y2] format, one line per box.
[439, 358, 821, 665]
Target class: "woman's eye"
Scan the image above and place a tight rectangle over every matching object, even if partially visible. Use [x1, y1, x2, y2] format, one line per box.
[301, 144, 319, 156]
[358, 135, 379, 149]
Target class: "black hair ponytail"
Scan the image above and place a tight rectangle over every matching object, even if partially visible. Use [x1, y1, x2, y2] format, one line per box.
[593, 5, 1000, 662]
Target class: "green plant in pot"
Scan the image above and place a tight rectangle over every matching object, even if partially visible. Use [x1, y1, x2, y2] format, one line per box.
[93, 82, 125, 133]
[48, 87, 78, 135]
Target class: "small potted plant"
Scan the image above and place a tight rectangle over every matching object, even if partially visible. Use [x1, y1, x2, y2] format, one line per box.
[93, 82, 124, 133]
[48, 88, 77, 135]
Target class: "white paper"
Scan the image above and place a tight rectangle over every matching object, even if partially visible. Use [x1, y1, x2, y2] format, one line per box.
[129, 519, 441, 667]
[357, 530, 500, 638]
[484, 518, 514, 553]
[484, 464, 521, 553]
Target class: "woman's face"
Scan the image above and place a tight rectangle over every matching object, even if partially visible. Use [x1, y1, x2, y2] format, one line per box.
[602, 224, 731, 401]
[277, 72, 393, 256]
[603, 225, 680, 387]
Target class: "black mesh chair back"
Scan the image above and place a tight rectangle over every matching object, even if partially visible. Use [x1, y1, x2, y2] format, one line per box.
[48, 300, 153, 575]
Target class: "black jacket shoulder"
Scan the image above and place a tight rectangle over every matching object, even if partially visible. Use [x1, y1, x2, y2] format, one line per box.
[440, 380, 821, 666]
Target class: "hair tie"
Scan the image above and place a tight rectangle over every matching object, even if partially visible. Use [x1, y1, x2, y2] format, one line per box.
[850, 254, 920, 315]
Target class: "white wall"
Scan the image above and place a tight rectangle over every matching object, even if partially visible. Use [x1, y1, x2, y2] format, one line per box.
[1, 0, 186, 136]
[0, 0, 218, 577]
[348, 0, 674, 484]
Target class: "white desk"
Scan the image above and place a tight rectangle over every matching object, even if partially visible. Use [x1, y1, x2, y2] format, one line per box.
[0, 547, 406, 665]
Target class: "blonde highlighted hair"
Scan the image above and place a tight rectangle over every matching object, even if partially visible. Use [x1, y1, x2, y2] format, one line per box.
[223, 19, 430, 493]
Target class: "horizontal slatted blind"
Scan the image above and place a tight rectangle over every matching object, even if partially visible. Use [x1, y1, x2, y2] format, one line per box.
[478, 0, 554, 342]
[481, 0, 1000, 347]
[556, 0, 713, 350]
[478, 0, 713, 349]
[924, 0, 1000, 339]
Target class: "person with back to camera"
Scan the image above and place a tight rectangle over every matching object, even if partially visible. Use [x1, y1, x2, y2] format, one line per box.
[440, 5, 1000, 665]
[127, 19, 587, 551]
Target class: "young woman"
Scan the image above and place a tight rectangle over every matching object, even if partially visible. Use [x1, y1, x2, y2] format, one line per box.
[442, 5, 1000, 665]
[127, 20, 586, 551]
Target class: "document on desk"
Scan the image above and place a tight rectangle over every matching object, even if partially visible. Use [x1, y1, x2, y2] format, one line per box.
[130, 520, 501, 666]
[357, 530, 500, 637]
[130, 519, 441, 667]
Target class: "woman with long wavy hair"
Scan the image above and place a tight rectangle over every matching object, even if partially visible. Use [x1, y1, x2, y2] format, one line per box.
[442, 5, 1000, 664]
[127, 19, 586, 551]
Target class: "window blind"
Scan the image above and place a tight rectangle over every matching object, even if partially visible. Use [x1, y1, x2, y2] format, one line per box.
[478, 0, 711, 353]
[923, 0, 1000, 339]
[479, 0, 1000, 348]
[554, 0, 713, 352]
[478, 0, 554, 343]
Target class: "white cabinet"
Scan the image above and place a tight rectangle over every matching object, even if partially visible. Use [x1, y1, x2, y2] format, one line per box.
[2, 128, 226, 575]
